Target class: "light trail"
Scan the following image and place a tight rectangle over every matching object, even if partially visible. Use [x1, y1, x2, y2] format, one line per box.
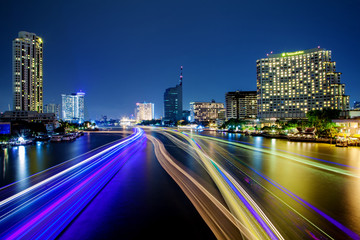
[147, 134, 256, 240]
[0, 128, 144, 239]
[194, 134, 360, 178]
[190, 132, 360, 240]
[199, 139, 336, 239]
[0, 133, 133, 193]
[150, 129, 284, 240]
[0, 129, 141, 207]
[150, 128, 360, 239]
[159, 130, 335, 238]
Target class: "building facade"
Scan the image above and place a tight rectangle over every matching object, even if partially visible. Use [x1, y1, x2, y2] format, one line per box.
[164, 67, 183, 122]
[257, 48, 349, 119]
[13, 31, 43, 113]
[61, 92, 85, 123]
[225, 91, 257, 120]
[0, 111, 55, 123]
[135, 102, 154, 122]
[190, 101, 225, 122]
[44, 104, 60, 119]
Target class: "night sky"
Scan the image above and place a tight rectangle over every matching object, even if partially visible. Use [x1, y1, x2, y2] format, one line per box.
[1, 0, 359, 119]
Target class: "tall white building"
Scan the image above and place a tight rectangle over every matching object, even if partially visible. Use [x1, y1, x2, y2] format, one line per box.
[135, 102, 154, 122]
[257, 48, 349, 119]
[13, 31, 43, 112]
[61, 91, 85, 123]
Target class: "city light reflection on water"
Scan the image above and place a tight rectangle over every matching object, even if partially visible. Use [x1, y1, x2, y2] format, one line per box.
[193, 131, 360, 238]
[0, 133, 129, 187]
[18, 146, 27, 180]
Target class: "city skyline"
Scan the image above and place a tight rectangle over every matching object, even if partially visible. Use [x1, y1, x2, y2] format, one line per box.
[0, 1, 359, 119]
[1, 1, 360, 238]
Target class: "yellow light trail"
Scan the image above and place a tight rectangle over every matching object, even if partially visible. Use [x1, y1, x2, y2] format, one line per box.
[148, 128, 284, 240]
[193, 134, 359, 178]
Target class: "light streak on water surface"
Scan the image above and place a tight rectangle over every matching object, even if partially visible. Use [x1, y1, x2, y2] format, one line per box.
[150, 128, 360, 240]
[0, 128, 144, 239]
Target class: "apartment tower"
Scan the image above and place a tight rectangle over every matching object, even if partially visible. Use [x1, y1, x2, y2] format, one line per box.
[13, 31, 43, 112]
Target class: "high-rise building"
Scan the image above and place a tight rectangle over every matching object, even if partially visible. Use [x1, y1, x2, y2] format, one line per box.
[135, 102, 154, 122]
[257, 48, 349, 119]
[44, 104, 61, 119]
[225, 91, 257, 120]
[164, 66, 183, 122]
[61, 91, 85, 123]
[190, 100, 225, 123]
[13, 31, 43, 112]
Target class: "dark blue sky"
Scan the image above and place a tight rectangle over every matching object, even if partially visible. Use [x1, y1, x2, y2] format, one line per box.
[1, 0, 359, 119]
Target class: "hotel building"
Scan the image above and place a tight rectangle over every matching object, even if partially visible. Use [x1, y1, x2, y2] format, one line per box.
[190, 101, 225, 123]
[257, 48, 349, 119]
[61, 91, 85, 123]
[135, 102, 155, 122]
[225, 91, 257, 120]
[13, 31, 43, 112]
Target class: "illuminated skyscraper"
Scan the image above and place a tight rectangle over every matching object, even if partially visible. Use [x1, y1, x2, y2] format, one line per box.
[257, 48, 349, 119]
[61, 91, 85, 123]
[164, 66, 183, 122]
[13, 31, 43, 112]
[135, 102, 154, 122]
[225, 91, 257, 120]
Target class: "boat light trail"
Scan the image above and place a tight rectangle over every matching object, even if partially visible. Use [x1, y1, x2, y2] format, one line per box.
[194, 135, 359, 178]
[0, 128, 144, 240]
[192, 133, 360, 240]
[162, 129, 284, 240]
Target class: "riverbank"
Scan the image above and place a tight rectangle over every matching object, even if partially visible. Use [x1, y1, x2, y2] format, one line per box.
[217, 130, 360, 146]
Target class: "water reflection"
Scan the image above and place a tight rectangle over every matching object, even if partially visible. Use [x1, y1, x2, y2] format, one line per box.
[194, 131, 360, 237]
[0, 133, 129, 187]
[2, 148, 8, 180]
[16, 146, 26, 180]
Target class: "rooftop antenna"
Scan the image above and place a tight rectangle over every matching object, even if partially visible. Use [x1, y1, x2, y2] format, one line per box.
[179, 66, 183, 86]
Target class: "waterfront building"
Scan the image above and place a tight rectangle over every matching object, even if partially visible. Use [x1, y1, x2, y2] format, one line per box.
[0, 111, 55, 123]
[135, 102, 155, 122]
[61, 91, 85, 123]
[44, 104, 60, 119]
[120, 117, 137, 127]
[190, 100, 225, 123]
[333, 119, 360, 137]
[257, 48, 349, 119]
[225, 91, 257, 120]
[164, 66, 183, 123]
[13, 31, 44, 112]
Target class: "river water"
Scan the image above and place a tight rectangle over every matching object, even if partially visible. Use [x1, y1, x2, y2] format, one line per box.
[0, 130, 216, 239]
[0, 132, 129, 187]
[1, 129, 359, 238]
